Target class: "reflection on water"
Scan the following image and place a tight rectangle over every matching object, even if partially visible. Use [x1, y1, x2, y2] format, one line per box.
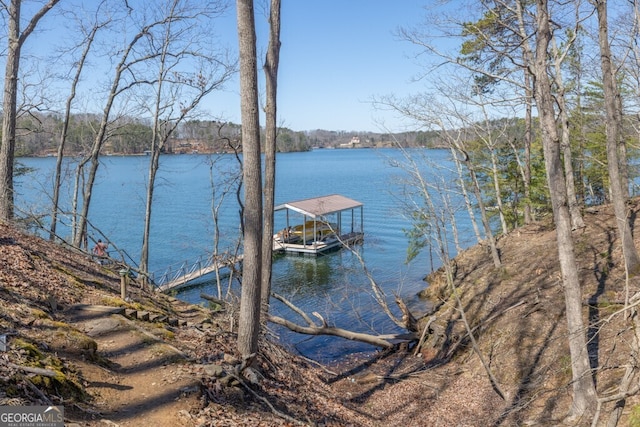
[275, 255, 333, 295]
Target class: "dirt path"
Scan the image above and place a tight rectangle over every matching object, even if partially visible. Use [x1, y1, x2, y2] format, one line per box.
[64, 305, 201, 427]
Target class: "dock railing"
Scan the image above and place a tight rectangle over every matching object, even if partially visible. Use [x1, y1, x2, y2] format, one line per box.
[152, 250, 242, 291]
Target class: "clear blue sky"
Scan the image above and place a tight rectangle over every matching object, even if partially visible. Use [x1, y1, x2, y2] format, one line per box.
[209, 1, 431, 133]
[19, 1, 436, 133]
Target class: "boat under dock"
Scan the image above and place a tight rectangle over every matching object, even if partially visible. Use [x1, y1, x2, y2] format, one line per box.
[272, 194, 364, 256]
[273, 231, 364, 255]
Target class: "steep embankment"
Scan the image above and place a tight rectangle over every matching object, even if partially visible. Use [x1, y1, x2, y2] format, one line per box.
[413, 201, 640, 425]
[1, 199, 640, 426]
[0, 224, 375, 425]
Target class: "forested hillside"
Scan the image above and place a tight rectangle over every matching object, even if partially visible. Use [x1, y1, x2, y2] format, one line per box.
[10, 113, 443, 156]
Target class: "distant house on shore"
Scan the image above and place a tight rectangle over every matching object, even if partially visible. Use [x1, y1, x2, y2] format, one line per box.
[339, 136, 361, 148]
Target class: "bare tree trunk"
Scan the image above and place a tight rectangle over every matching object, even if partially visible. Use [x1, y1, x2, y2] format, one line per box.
[489, 150, 508, 234]
[523, 71, 533, 224]
[514, 0, 537, 225]
[551, 33, 584, 230]
[617, 92, 629, 199]
[140, 147, 159, 278]
[261, 0, 281, 311]
[450, 147, 483, 244]
[595, 0, 640, 274]
[72, 42, 131, 247]
[228, 138, 245, 304]
[533, 0, 597, 418]
[71, 158, 88, 246]
[139, 1, 235, 279]
[0, 1, 21, 222]
[236, 0, 263, 359]
[560, 121, 584, 230]
[0, 0, 59, 222]
[268, 314, 398, 349]
[50, 22, 102, 241]
[456, 146, 501, 267]
[207, 149, 242, 299]
[73, 16, 182, 248]
[140, 5, 171, 278]
[506, 136, 530, 224]
[74, 143, 104, 248]
[208, 159, 225, 299]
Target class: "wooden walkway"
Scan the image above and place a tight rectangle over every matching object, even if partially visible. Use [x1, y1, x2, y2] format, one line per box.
[154, 231, 363, 293]
[155, 253, 243, 292]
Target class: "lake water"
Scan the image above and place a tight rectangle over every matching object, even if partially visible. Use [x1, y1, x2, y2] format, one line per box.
[16, 148, 471, 362]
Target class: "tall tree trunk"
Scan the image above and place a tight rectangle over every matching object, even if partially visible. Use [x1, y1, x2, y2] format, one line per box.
[75, 144, 104, 248]
[553, 39, 584, 230]
[261, 0, 281, 311]
[0, 0, 21, 222]
[50, 74, 76, 241]
[550, 15, 585, 230]
[72, 26, 151, 248]
[617, 93, 629, 198]
[489, 150, 508, 234]
[140, 148, 160, 279]
[455, 145, 501, 267]
[236, 0, 263, 358]
[0, 0, 59, 222]
[514, 0, 537, 225]
[138, 0, 234, 280]
[50, 24, 100, 241]
[71, 159, 88, 245]
[73, 100, 112, 248]
[140, 8, 171, 280]
[523, 70, 533, 224]
[533, 0, 597, 418]
[450, 147, 483, 244]
[595, 0, 640, 273]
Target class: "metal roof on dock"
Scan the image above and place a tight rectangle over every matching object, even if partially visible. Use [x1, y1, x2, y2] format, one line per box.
[274, 194, 363, 218]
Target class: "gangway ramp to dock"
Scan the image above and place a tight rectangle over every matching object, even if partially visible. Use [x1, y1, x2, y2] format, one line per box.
[155, 252, 243, 292]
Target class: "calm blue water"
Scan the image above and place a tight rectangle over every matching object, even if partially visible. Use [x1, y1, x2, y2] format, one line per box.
[16, 148, 472, 361]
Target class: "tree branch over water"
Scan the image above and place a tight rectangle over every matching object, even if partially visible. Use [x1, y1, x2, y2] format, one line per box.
[268, 292, 417, 349]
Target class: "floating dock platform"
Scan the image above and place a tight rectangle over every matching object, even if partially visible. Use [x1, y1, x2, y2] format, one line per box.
[272, 194, 364, 256]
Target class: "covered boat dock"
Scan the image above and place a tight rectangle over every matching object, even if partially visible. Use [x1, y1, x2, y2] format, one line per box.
[273, 194, 364, 255]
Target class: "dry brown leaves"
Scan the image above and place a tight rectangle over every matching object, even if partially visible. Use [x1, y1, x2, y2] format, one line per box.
[5, 200, 640, 427]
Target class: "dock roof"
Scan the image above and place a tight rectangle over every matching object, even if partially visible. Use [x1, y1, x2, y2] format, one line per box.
[274, 194, 363, 218]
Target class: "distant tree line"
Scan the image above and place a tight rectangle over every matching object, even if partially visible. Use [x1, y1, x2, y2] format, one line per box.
[4, 112, 448, 156]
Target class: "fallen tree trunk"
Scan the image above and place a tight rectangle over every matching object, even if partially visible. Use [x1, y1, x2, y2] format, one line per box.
[268, 292, 418, 349]
[8, 363, 59, 378]
[268, 315, 415, 348]
[201, 293, 226, 307]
